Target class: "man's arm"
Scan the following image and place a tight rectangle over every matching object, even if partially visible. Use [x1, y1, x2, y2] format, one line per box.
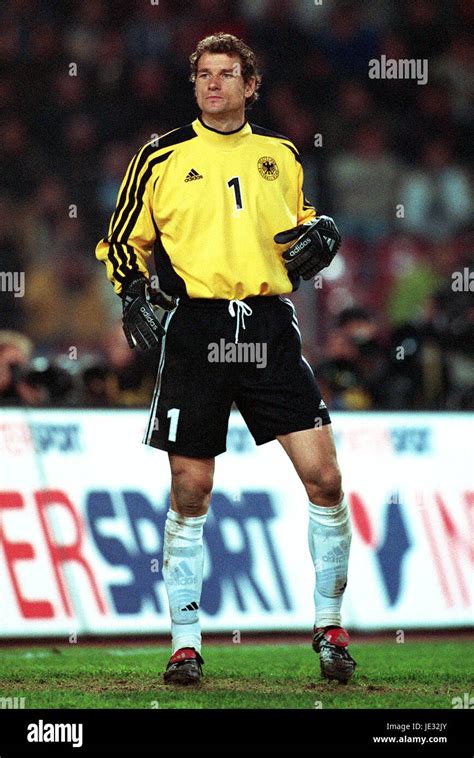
[295, 160, 317, 226]
[121, 277, 176, 350]
[274, 215, 341, 280]
[95, 145, 156, 295]
[274, 157, 341, 281]
[96, 144, 176, 350]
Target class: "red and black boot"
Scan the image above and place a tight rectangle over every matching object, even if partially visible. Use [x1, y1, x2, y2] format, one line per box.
[312, 626, 356, 683]
[163, 648, 204, 686]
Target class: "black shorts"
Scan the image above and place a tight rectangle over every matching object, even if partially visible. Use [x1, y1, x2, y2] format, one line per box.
[143, 295, 331, 458]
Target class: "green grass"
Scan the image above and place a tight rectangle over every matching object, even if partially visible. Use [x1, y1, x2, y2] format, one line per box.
[0, 641, 471, 709]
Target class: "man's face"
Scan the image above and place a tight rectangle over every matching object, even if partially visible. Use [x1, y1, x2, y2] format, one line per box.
[195, 52, 256, 118]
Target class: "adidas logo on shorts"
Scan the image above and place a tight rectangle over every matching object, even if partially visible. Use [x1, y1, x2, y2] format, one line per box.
[185, 168, 203, 182]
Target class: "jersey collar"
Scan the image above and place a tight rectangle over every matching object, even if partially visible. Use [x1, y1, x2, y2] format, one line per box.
[193, 116, 251, 148]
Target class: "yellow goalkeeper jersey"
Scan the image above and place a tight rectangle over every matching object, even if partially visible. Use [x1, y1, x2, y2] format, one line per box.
[95, 116, 316, 299]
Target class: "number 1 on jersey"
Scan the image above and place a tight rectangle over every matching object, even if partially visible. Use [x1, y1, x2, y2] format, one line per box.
[227, 177, 243, 211]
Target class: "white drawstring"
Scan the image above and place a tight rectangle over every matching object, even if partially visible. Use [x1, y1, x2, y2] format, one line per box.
[228, 299, 253, 343]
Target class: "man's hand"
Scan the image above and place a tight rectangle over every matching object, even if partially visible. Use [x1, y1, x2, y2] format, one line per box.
[274, 215, 341, 280]
[121, 277, 177, 350]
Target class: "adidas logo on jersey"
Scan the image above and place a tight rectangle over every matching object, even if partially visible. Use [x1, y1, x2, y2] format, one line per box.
[185, 168, 203, 182]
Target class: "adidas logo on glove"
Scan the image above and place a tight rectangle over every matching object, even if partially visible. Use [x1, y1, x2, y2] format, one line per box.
[288, 236, 311, 257]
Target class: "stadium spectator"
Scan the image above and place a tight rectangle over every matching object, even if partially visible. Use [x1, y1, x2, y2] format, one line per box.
[328, 126, 402, 243]
[314, 307, 392, 410]
[400, 138, 472, 240]
[0, 331, 33, 405]
[80, 321, 159, 407]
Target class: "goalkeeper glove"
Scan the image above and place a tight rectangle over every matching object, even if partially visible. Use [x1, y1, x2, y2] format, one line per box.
[274, 215, 341, 280]
[121, 277, 177, 351]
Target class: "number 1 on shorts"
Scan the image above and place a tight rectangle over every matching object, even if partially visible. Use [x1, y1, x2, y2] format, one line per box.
[167, 408, 180, 442]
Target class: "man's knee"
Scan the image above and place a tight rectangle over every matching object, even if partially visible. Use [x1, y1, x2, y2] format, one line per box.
[306, 464, 343, 504]
[171, 465, 213, 516]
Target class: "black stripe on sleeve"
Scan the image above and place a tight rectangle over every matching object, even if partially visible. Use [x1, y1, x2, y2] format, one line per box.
[250, 123, 290, 140]
[281, 142, 301, 163]
[154, 123, 197, 150]
[109, 124, 197, 244]
[107, 243, 141, 284]
[107, 151, 139, 237]
[109, 145, 169, 243]
[107, 124, 197, 284]
[108, 149, 173, 282]
[249, 123, 302, 163]
[119, 150, 173, 246]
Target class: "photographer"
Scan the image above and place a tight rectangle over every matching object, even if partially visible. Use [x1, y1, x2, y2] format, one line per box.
[0, 330, 73, 407]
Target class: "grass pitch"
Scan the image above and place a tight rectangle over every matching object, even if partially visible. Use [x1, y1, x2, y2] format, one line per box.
[0, 640, 471, 709]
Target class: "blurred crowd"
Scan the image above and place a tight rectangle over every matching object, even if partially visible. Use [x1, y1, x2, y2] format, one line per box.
[0, 0, 473, 409]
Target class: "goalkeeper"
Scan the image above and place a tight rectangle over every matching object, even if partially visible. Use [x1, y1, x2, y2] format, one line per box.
[96, 33, 356, 686]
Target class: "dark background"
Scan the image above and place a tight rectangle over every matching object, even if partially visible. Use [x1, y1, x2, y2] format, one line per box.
[0, 0, 473, 410]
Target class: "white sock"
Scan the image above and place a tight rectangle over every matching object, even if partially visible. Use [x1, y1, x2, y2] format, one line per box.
[308, 498, 352, 628]
[162, 510, 207, 654]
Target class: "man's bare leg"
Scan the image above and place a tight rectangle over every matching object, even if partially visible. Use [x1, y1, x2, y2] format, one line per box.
[163, 455, 214, 684]
[277, 425, 356, 682]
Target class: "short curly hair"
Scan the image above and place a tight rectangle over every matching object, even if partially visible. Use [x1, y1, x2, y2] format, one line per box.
[189, 32, 262, 108]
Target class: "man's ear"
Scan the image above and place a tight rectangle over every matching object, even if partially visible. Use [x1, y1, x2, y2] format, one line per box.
[244, 76, 256, 97]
